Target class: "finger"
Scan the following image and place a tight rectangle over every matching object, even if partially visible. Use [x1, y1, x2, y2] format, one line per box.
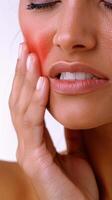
[17, 77, 50, 149]
[9, 42, 29, 107]
[16, 53, 41, 114]
[64, 128, 86, 156]
[24, 77, 56, 158]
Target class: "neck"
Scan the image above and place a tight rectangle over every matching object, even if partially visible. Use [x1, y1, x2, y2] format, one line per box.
[82, 123, 112, 200]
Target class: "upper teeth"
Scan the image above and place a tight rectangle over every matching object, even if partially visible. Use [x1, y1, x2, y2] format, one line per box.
[60, 72, 97, 80]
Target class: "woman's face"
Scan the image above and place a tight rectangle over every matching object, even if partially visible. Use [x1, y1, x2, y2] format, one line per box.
[19, 0, 112, 129]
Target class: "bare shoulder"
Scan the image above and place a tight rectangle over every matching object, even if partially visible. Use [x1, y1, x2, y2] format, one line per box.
[0, 161, 37, 200]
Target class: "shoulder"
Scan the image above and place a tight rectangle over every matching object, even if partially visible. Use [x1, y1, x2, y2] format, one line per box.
[0, 160, 37, 200]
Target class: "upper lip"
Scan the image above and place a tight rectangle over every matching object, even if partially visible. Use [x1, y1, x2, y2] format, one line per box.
[49, 61, 109, 79]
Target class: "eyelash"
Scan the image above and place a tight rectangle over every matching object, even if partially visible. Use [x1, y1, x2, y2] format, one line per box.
[27, 1, 61, 10]
[26, 0, 112, 11]
[101, 0, 112, 10]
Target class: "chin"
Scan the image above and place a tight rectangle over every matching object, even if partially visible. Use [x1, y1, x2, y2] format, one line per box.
[49, 110, 105, 130]
[48, 91, 112, 131]
[48, 106, 109, 130]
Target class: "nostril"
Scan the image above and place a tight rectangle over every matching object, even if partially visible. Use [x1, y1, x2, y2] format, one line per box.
[73, 44, 85, 48]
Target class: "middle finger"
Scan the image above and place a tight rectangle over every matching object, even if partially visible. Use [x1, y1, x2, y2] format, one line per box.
[17, 53, 41, 114]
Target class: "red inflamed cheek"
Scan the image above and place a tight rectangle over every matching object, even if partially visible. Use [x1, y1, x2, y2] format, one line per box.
[25, 34, 52, 67]
[37, 37, 52, 65]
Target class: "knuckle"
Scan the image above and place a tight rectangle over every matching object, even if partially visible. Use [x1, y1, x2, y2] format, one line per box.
[23, 114, 34, 128]
[23, 110, 43, 128]
[15, 71, 25, 82]
[14, 70, 25, 86]
[15, 100, 27, 116]
[31, 93, 39, 105]
[16, 104, 22, 115]
[32, 91, 45, 108]
[24, 77, 36, 91]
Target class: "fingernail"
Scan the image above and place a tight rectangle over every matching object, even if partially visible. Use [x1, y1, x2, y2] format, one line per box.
[36, 77, 44, 90]
[26, 54, 34, 72]
[18, 43, 23, 59]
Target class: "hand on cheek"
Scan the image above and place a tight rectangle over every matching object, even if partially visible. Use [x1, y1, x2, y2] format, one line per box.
[9, 42, 55, 164]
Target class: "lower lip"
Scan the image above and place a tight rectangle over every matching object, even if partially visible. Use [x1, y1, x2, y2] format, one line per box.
[50, 78, 109, 95]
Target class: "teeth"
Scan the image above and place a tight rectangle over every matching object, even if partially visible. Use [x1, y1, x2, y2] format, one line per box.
[60, 72, 96, 80]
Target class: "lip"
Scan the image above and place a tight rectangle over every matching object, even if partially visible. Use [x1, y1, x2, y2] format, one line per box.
[49, 61, 109, 79]
[49, 61, 109, 95]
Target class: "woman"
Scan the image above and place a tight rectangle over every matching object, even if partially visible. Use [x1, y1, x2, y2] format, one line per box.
[9, 0, 112, 199]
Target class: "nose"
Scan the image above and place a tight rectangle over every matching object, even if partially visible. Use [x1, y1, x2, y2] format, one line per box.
[53, 2, 96, 54]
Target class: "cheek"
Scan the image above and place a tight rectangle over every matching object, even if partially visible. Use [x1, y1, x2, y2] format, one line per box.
[24, 30, 52, 73]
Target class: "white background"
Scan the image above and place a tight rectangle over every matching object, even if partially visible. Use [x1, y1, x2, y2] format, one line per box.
[0, 0, 66, 161]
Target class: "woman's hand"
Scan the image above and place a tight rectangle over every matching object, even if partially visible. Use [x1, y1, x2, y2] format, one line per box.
[9, 43, 99, 200]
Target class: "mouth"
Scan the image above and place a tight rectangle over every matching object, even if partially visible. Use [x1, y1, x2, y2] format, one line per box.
[55, 72, 101, 80]
[49, 61, 109, 95]
[49, 61, 109, 80]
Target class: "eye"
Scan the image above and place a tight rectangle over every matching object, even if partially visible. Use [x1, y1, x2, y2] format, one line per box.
[27, 0, 61, 10]
[100, 0, 112, 10]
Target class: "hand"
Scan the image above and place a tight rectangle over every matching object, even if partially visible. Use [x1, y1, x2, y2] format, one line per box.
[9, 43, 99, 200]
